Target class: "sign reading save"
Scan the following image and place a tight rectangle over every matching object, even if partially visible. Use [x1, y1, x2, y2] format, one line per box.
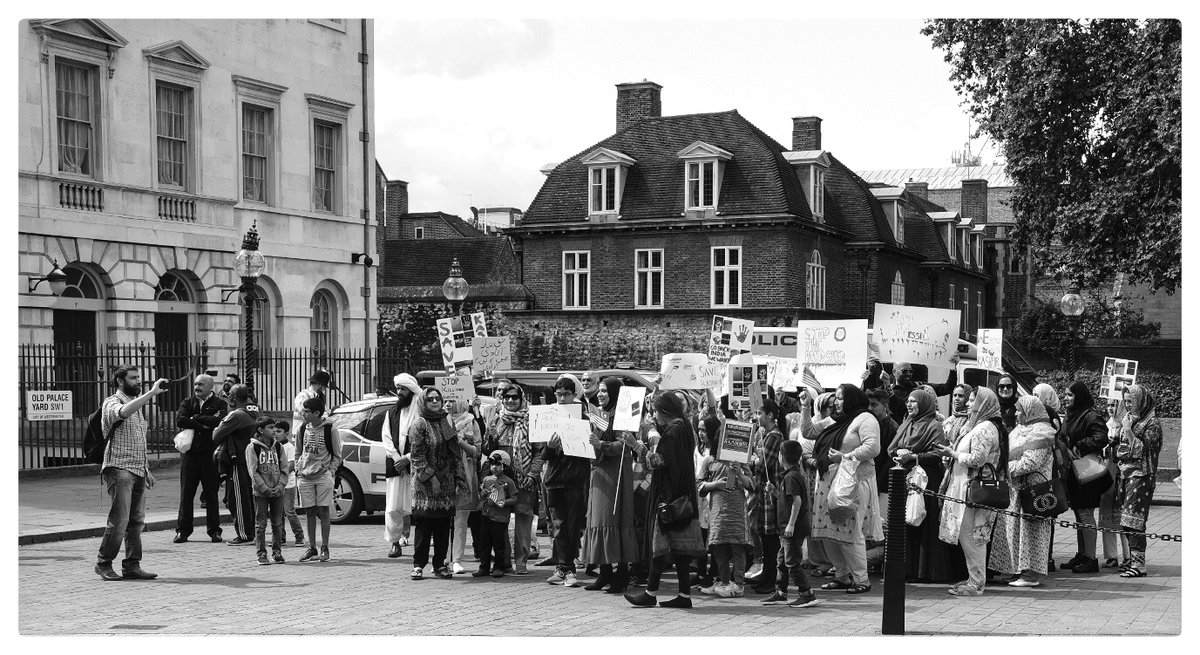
[26, 390, 73, 421]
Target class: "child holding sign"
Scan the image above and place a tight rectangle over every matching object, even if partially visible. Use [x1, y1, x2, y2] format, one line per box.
[697, 415, 752, 597]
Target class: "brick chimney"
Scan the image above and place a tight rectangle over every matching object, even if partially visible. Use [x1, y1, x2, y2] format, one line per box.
[792, 116, 822, 151]
[385, 180, 409, 240]
[616, 81, 662, 132]
[904, 180, 929, 199]
[961, 179, 988, 221]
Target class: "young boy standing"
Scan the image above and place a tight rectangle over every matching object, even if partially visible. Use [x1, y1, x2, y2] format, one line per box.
[274, 420, 306, 547]
[474, 451, 518, 578]
[762, 439, 819, 608]
[294, 396, 343, 563]
[247, 418, 289, 565]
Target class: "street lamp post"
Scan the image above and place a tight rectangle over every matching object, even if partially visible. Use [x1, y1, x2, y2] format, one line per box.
[1059, 288, 1085, 371]
[441, 257, 469, 318]
[232, 221, 266, 393]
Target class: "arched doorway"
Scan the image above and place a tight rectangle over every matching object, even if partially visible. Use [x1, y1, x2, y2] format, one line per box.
[153, 270, 199, 411]
[54, 264, 104, 416]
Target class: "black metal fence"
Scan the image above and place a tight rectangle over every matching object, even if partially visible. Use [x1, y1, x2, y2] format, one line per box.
[18, 343, 412, 470]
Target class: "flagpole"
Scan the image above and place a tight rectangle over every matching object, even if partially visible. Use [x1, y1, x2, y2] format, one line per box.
[614, 442, 624, 515]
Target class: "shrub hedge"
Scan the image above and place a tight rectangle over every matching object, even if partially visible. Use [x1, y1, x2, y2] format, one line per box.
[1032, 369, 1181, 418]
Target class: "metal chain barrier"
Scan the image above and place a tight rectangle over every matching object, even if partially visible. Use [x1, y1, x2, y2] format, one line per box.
[906, 482, 1183, 543]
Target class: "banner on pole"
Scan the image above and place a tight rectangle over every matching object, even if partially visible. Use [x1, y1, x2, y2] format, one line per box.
[613, 386, 647, 432]
[708, 315, 754, 363]
[659, 353, 724, 391]
[872, 303, 959, 372]
[1100, 356, 1139, 400]
[471, 336, 511, 379]
[977, 329, 1003, 371]
[795, 319, 869, 389]
[717, 419, 753, 464]
[434, 375, 475, 404]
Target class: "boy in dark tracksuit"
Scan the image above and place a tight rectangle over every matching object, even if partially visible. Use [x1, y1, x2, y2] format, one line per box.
[246, 417, 289, 565]
[762, 440, 819, 608]
[474, 450, 518, 578]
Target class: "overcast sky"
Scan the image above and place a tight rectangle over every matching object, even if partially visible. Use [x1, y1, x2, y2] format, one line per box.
[372, 18, 1002, 219]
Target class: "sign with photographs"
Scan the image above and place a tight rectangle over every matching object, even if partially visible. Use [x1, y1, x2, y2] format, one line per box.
[727, 353, 769, 411]
[1100, 357, 1139, 401]
[613, 386, 647, 432]
[708, 315, 755, 363]
[795, 319, 869, 389]
[872, 304, 959, 372]
[659, 353, 724, 391]
[977, 328, 1003, 371]
[717, 419, 753, 464]
[436, 316, 481, 374]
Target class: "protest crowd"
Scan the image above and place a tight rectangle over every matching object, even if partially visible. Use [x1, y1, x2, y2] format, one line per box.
[92, 319, 1167, 612]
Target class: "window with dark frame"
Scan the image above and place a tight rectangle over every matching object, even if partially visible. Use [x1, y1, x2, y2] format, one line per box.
[155, 82, 190, 188]
[313, 120, 337, 212]
[55, 60, 95, 176]
[242, 104, 270, 202]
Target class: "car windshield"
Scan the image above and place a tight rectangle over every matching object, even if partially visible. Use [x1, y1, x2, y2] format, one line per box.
[329, 407, 374, 436]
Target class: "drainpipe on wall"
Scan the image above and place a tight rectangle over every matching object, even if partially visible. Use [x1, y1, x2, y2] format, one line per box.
[360, 19, 372, 349]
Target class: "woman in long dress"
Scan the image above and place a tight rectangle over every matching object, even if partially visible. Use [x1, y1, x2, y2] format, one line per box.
[1113, 384, 1164, 577]
[989, 395, 1055, 587]
[480, 382, 543, 575]
[1059, 381, 1112, 573]
[408, 388, 466, 580]
[581, 378, 640, 593]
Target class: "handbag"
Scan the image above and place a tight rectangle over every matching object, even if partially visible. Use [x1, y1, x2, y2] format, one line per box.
[966, 462, 1010, 509]
[173, 428, 195, 454]
[656, 495, 695, 527]
[1071, 453, 1108, 483]
[905, 465, 928, 526]
[1019, 471, 1069, 517]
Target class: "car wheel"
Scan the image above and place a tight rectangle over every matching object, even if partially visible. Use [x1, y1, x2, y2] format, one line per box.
[331, 468, 363, 524]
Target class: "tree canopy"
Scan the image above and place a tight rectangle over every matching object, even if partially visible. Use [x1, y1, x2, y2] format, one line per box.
[922, 19, 1181, 294]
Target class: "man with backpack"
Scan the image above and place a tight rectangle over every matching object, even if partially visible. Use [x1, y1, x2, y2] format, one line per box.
[212, 385, 260, 545]
[94, 365, 170, 581]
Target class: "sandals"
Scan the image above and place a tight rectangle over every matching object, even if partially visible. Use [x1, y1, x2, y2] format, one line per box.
[435, 566, 454, 579]
[1119, 568, 1147, 578]
[820, 580, 851, 590]
[847, 584, 872, 595]
[410, 567, 423, 580]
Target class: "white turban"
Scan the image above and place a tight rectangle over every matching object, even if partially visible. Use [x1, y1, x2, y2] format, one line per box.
[394, 373, 422, 396]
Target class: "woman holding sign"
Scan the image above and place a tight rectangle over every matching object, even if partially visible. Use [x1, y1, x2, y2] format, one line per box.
[481, 382, 544, 575]
[581, 378, 640, 593]
[797, 384, 881, 595]
[1112, 384, 1163, 577]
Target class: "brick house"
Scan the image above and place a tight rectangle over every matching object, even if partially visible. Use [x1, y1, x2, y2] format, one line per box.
[501, 81, 991, 368]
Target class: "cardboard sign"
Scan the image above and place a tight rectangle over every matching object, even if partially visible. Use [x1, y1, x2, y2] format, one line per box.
[708, 315, 754, 363]
[747, 380, 766, 416]
[549, 416, 595, 460]
[436, 316, 478, 373]
[872, 303, 959, 372]
[528, 404, 584, 442]
[25, 390, 73, 421]
[717, 419, 753, 464]
[795, 319, 869, 389]
[727, 353, 769, 411]
[613, 386, 647, 432]
[470, 312, 488, 338]
[658, 353, 724, 391]
[1101, 357, 1139, 401]
[471, 336, 512, 379]
[434, 375, 475, 404]
[765, 356, 800, 392]
[977, 329, 1003, 371]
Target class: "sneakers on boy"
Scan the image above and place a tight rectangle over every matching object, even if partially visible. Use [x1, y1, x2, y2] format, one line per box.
[760, 590, 788, 605]
[319, 547, 330, 562]
[745, 561, 764, 581]
[452, 562, 465, 574]
[788, 591, 820, 608]
[272, 550, 285, 564]
[299, 547, 319, 562]
[547, 570, 567, 585]
[257, 552, 270, 566]
[563, 572, 580, 587]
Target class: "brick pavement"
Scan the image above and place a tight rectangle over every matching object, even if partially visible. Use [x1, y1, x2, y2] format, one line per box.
[18, 505, 1182, 636]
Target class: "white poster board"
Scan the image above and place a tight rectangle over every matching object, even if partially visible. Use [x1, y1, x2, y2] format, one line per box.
[717, 419, 753, 464]
[766, 357, 800, 392]
[795, 319, 869, 389]
[977, 329, 1003, 371]
[528, 404, 584, 442]
[708, 315, 755, 363]
[25, 390, 73, 421]
[434, 375, 475, 404]
[1101, 356, 1139, 401]
[659, 353, 724, 391]
[872, 303, 960, 372]
[613, 386, 647, 432]
[550, 416, 596, 460]
[471, 336, 512, 379]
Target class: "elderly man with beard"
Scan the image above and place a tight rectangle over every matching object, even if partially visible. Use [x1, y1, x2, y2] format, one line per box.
[173, 374, 228, 543]
[213, 385, 261, 546]
[94, 365, 170, 581]
[382, 373, 423, 557]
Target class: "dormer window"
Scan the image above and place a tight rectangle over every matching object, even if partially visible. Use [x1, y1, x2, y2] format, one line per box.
[945, 223, 956, 260]
[811, 167, 826, 218]
[580, 147, 635, 216]
[893, 202, 904, 244]
[783, 150, 831, 224]
[677, 141, 733, 212]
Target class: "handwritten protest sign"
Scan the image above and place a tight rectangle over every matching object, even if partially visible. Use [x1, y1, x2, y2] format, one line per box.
[708, 315, 754, 363]
[549, 416, 595, 459]
[727, 353, 769, 411]
[872, 304, 959, 372]
[436, 316, 481, 373]
[795, 319, 868, 389]
[529, 404, 584, 442]
[470, 312, 488, 338]
[1101, 356, 1139, 400]
[614, 386, 647, 432]
[434, 375, 475, 404]
[765, 356, 800, 392]
[717, 419, 753, 464]
[977, 329, 1003, 371]
[471, 336, 511, 378]
[659, 353, 724, 391]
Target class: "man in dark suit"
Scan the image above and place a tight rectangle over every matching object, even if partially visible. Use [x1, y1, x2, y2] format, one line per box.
[173, 374, 228, 543]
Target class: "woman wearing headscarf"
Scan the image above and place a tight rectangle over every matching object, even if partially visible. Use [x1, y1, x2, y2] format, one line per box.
[890, 389, 959, 583]
[989, 396, 1055, 587]
[936, 387, 1005, 596]
[382, 373, 422, 558]
[408, 387, 466, 580]
[1033, 383, 1064, 431]
[581, 377, 640, 593]
[794, 390, 836, 577]
[625, 392, 705, 608]
[447, 398, 481, 574]
[1113, 384, 1164, 577]
[1059, 381, 1112, 574]
[942, 383, 973, 447]
[481, 382, 543, 575]
[797, 383, 881, 594]
[1098, 398, 1131, 569]
[995, 374, 1019, 432]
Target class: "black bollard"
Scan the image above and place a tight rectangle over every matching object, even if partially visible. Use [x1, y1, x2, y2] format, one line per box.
[881, 464, 907, 635]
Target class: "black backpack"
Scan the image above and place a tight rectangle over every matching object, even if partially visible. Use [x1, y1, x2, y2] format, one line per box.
[83, 405, 124, 465]
[299, 422, 335, 456]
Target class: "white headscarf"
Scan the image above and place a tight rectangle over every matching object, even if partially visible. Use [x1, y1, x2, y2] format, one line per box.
[388, 373, 424, 453]
[556, 373, 585, 402]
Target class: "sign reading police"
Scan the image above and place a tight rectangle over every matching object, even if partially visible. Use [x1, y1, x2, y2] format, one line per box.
[26, 390, 73, 421]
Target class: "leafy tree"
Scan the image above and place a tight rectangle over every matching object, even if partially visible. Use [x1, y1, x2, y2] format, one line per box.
[923, 19, 1181, 293]
[1010, 293, 1160, 365]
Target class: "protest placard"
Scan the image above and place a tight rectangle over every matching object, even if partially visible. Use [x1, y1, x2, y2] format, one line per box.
[471, 336, 511, 378]
[1101, 356, 1140, 400]
[434, 375, 475, 403]
[977, 329, 1003, 371]
[727, 353, 769, 411]
[748, 380, 765, 416]
[528, 404, 583, 442]
[708, 315, 754, 363]
[717, 419, 753, 464]
[550, 416, 595, 459]
[658, 353, 724, 391]
[765, 356, 800, 392]
[613, 386, 647, 432]
[470, 312, 488, 338]
[436, 316, 476, 373]
[872, 303, 959, 372]
[795, 319, 869, 389]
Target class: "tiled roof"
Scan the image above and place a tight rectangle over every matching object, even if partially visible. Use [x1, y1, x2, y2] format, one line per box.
[524, 110, 812, 223]
[381, 238, 516, 287]
[904, 194, 953, 261]
[855, 165, 1014, 189]
[825, 155, 895, 245]
[401, 212, 487, 237]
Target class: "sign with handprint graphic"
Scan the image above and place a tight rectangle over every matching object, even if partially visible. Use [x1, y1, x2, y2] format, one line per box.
[708, 315, 754, 363]
[872, 303, 959, 370]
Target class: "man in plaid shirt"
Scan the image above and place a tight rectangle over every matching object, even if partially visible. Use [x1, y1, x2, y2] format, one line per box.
[95, 365, 170, 581]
